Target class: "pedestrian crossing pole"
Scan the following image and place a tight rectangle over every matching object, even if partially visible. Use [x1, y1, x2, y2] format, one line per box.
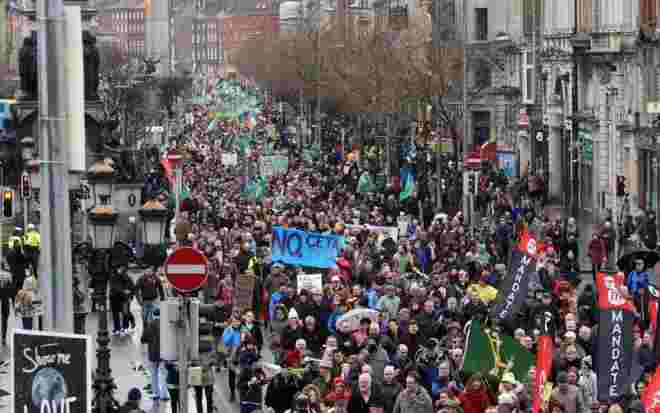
[178, 298, 190, 413]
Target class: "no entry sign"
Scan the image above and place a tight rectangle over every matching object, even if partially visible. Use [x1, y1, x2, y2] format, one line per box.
[165, 247, 209, 293]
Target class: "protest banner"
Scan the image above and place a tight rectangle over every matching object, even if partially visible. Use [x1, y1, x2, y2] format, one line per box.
[12, 329, 92, 413]
[297, 273, 323, 293]
[490, 231, 539, 326]
[221, 152, 238, 166]
[595, 271, 634, 402]
[345, 224, 398, 248]
[260, 155, 289, 177]
[235, 273, 256, 310]
[260, 157, 274, 176]
[271, 226, 344, 269]
[337, 308, 379, 331]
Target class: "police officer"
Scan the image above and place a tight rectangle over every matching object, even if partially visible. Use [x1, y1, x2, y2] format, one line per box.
[23, 223, 40, 277]
[7, 227, 26, 297]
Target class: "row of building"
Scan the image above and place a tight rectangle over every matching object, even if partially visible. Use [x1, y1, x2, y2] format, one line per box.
[0, 0, 658, 223]
[95, 0, 660, 223]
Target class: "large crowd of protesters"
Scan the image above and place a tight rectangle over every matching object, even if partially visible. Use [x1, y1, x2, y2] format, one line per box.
[119, 79, 660, 413]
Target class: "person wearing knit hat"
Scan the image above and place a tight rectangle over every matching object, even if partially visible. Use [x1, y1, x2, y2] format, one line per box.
[288, 308, 299, 320]
[120, 387, 145, 413]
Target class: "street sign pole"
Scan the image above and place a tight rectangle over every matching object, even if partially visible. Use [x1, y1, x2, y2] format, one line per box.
[178, 297, 190, 413]
[165, 247, 208, 413]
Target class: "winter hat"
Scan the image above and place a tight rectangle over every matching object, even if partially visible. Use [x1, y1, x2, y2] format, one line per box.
[288, 308, 299, 319]
[128, 387, 142, 401]
[333, 377, 345, 386]
[498, 393, 516, 405]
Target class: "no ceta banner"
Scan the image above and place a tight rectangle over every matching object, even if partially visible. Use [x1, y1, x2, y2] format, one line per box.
[271, 226, 345, 269]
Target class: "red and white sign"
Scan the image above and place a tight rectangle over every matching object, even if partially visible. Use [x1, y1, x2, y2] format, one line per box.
[165, 247, 209, 293]
[518, 109, 530, 128]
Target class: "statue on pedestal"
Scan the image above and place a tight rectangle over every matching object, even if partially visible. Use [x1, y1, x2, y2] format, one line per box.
[83, 31, 100, 100]
[18, 33, 37, 99]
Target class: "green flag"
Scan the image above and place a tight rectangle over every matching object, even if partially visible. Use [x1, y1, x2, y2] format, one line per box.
[357, 173, 375, 193]
[254, 176, 267, 201]
[499, 332, 534, 382]
[179, 184, 191, 201]
[399, 175, 414, 201]
[243, 177, 267, 202]
[461, 320, 497, 379]
[462, 320, 534, 384]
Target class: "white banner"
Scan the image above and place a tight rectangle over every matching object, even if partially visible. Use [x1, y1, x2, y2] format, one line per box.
[297, 273, 323, 293]
[221, 152, 238, 166]
[345, 224, 398, 247]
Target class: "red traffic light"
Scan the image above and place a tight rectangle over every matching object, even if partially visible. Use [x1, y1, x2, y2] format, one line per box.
[21, 173, 30, 199]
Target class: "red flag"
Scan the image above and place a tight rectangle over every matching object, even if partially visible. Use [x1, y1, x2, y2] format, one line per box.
[651, 298, 659, 335]
[161, 159, 175, 189]
[643, 366, 660, 413]
[532, 335, 553, 413]
[518, 230, 544, 257]
[595, 272, 636, 312]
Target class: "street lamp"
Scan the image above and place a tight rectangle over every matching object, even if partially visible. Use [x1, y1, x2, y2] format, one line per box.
[139, 199, 169, 268]
[77, 160, 121, 413]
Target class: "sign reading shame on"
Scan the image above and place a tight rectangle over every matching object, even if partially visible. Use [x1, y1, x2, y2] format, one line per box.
[12, 329, 92, 413]
[271, 226, 345, 269]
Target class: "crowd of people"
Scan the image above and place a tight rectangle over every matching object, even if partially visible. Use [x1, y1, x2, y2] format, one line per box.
[118, 79, 660, 413]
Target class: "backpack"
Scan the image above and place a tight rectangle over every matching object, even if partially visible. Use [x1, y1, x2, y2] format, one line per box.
[140, 274, 159, 301]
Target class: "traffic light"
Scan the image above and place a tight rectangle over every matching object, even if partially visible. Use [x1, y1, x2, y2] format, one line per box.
[616, 176, 626, 197]
[21, 173, 30, 200]
[467, 173, 475, 194]
[2, 189, 13, 218]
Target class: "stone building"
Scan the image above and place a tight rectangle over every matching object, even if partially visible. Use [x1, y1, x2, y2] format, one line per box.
[540, 1, 656, 222]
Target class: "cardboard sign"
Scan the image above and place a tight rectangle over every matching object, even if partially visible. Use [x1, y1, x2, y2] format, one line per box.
[222, 152, 238, 166]
[235, 273, 256, 310]
[297, 273, 322, 293]
[12, 329, 92, 413]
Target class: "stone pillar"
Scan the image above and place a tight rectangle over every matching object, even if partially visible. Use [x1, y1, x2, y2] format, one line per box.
[547, 95, 563, 201]
[63, 6, 85, 172]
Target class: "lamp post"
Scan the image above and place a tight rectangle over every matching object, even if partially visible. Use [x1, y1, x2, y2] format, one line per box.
[78, 160, 121, 413]
[20, 137, 36, 229]
[138, 199, 169, 269]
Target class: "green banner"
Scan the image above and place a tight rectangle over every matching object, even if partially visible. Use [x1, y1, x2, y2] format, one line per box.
[577, 128, 593, 161]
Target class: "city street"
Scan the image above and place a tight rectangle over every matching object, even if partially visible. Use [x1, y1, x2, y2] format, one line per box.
[0, 267, 275, 413]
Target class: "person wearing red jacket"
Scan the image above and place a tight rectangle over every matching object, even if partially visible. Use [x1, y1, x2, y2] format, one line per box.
[587, 233, 607, 283]
[284, 338, 307, 368]
[325, 377, 351, 413]
[458, 374, 492, 413]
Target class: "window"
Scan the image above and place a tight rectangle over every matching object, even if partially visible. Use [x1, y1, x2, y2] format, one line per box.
[576, 0, 592, 32]
[593, 0, 600, 30]
[641, 0, 657, 32]
[523, 0, 542, 35]
[521, 51, 535, 103]
[475, 8, 488, 41]
[473, 111, 491, 146]
[474, 64, 491, 88]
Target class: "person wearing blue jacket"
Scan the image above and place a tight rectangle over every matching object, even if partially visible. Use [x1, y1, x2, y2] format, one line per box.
[269, 284, 288, 324]
[628, 259, 650, 298]
[222, 316, 242, 402]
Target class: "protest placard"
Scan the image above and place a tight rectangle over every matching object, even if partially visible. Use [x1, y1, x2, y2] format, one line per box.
[221, 152, 238, 166]
[235, 273, 256, 310]
[297, 273, 323, 293]
[12, 329, 92, 413]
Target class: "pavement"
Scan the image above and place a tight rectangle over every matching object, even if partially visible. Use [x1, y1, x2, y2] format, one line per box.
[0, 267, 273, 413]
